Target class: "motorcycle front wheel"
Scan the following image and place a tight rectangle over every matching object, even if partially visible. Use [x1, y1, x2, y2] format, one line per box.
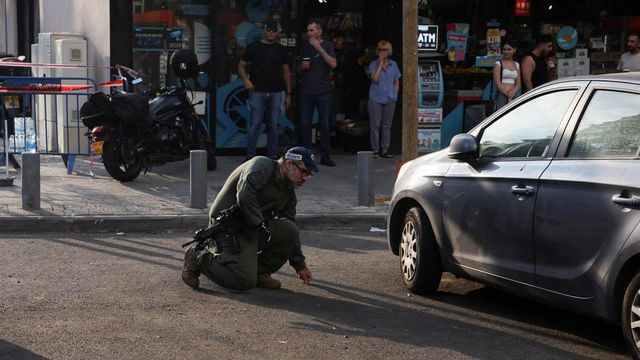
[102, 138, 144, 182]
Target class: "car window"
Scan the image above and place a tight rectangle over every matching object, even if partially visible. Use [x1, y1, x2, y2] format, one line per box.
[479, 90, 578, 158]
[568, 90, 640, 158]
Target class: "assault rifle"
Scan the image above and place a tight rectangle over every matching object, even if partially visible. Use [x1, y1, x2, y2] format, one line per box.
[181, 205, 244, 253]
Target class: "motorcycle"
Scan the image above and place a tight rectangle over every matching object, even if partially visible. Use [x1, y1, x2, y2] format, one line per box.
[0, 53, 29, 170]
[80, 50, 216, 182]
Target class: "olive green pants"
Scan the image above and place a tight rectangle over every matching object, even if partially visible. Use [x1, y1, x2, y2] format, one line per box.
[196, 218, 299, 290]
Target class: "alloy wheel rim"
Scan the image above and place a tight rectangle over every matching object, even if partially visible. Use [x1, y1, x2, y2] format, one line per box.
[400, 220, 418, 281]
[631, 290, 640, 350]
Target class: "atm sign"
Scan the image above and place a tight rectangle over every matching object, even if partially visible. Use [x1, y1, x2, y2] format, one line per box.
[418, 25, 438, 51]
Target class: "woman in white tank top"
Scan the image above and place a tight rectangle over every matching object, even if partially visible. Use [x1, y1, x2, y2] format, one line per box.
[492, 39, 521, 111]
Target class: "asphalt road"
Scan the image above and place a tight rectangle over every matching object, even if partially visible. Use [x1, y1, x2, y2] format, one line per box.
[0, 228, 630, 359]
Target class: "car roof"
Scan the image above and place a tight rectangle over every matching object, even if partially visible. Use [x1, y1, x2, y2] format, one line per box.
[549, 71, 640, 85]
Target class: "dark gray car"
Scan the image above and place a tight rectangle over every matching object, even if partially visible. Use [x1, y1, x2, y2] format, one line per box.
[387, 72, 640, 358]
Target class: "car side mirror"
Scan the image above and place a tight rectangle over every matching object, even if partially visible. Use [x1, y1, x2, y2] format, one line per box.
[448, 134, 479, 161]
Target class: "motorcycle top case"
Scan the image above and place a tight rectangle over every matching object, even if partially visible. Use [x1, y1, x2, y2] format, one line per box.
[81, 92, 114, 128]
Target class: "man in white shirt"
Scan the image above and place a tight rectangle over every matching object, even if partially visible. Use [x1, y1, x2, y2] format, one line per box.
[617, 33, 640, 72]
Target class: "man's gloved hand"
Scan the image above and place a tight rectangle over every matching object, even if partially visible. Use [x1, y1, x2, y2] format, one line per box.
[297, 267, 313, 284]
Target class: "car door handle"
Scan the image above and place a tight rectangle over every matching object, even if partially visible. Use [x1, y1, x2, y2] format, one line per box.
[511, 185, 535, 196]
[612, 195, 640, 207]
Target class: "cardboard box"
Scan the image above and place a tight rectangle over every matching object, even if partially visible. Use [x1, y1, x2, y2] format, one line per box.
[574, 58, 590, 68]
[574, 58, 590, 76]
[575, 48, 588, 58]
[574, 67, 590, 76]
[606, 52, 622, 62]
[591, 52, 606, 63]
[557, 69, 575, 78]
[590, 38, 605, 50]
[557, 58, 575, 74]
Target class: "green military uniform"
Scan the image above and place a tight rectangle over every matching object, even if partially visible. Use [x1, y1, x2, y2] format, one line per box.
[196, 156, 306, 290]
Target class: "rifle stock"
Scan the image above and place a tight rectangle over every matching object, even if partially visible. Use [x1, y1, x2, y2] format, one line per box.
[181, 205, 242, 248]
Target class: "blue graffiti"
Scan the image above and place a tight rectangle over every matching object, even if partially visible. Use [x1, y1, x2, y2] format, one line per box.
[216, 78, 293, 148]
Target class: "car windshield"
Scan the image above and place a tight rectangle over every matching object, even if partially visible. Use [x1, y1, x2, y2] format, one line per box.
[479, 89, 578, 158]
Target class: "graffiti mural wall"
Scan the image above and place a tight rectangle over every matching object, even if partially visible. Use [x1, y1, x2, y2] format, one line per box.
[214, 0, 297, 150]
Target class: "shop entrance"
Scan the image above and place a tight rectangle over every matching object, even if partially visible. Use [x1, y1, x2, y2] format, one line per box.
[126, 0, 404, 156]
[297, 0, 404, 155]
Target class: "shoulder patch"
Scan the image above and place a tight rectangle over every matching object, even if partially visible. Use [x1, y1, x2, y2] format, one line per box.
[246, 170, 265, 187]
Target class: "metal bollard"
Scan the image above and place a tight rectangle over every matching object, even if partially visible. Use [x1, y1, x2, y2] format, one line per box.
[22, 152, 40, 210]
[190, 150, 208, 209]
[357, 151, 375, 206]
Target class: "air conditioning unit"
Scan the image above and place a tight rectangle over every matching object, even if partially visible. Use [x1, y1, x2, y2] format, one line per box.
[32, 32, 87, 153]
[55, 38, 89, 154]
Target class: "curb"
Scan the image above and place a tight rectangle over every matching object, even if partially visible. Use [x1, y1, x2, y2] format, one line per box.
[1, 213, 387, 233]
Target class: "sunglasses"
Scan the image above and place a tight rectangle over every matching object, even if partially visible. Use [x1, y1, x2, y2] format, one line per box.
[377, 48, 389, 52]
[291, 161, 311, 177]
[266, 28, 278, 33]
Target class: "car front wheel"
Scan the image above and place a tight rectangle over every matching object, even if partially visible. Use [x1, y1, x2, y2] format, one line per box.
[399, 207, 442, 294]
[622, 271, 640, 359]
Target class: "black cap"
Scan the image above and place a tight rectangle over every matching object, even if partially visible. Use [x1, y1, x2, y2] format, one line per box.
[264, 19, 281, 32]
[284, 147, 319, 173]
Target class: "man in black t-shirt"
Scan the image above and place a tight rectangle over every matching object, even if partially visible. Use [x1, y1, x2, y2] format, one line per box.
[238, 20, 292, 160]
[521, 35, 553, 92]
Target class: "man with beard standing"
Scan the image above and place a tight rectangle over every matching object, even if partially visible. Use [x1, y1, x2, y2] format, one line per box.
[521, 35, 553, 92]
[298, 21, 338, 167]
[617, 33, 640, 72]
[238, 19, 292, 161]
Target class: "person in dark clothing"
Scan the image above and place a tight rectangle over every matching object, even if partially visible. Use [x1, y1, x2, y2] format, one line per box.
[181, 147, 317, 291]
[297, 21, 338, 167]
[238, 20, 292, 161]
[521, 35, 553, 92]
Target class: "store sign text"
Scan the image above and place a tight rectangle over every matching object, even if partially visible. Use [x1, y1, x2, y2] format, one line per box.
[418, 25, 438, 51]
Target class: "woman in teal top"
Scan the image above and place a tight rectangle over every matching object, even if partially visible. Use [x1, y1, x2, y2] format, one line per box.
[368, 40, 401, 158]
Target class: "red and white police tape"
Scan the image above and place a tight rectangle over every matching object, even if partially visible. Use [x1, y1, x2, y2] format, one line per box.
[0, 61, 124, 92]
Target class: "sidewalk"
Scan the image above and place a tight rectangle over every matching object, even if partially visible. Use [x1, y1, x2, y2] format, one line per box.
[0, 153, 397, 232]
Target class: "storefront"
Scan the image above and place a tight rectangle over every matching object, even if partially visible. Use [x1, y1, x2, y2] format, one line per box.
[5, 0, 640, 155]
[114, 0, 405, 155]
[113, 0, 640, 155]
[415, 0, 640, 151]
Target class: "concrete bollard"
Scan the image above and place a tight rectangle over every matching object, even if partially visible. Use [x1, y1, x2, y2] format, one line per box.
[357, 151, 375, 206]
[22, 153, 40, 210]
[190, 150, 208, 209]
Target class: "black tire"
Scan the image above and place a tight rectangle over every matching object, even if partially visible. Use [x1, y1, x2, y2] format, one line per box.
[622, 271, 640, 359]
[399, 207, 442, 294]
[102, 138, 144, 182]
